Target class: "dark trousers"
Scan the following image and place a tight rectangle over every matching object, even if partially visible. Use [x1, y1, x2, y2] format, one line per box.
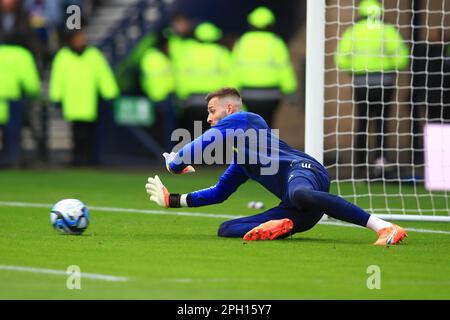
[149, 96, 177, 151]
[0, 101, 23, 166]
[71, 121, 99, 166]
[241, 87, 282, 128]
[243, 99, 280, 129]
[179, 95, 210, 139]
[353, 86, 394, 173]
[160, 96, 177, 151]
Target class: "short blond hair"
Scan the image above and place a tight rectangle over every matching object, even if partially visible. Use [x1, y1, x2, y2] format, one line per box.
[205, 87, 242, 103]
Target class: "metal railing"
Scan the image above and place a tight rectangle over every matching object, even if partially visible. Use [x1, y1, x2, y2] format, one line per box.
[98, 0, 170, 67]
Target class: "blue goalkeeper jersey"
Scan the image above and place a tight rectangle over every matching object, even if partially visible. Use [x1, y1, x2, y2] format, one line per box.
[168, 111, 328, 207]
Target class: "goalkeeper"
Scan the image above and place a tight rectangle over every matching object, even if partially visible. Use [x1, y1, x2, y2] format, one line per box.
[146, 88, 407, 245]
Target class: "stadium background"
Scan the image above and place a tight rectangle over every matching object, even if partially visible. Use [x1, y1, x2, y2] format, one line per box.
[4, 0, 449, 173]
[1, 0, 449, 300]
[1, 0, 307, 168]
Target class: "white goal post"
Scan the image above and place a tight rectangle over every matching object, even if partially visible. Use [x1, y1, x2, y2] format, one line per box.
[305, 0, 450, 222]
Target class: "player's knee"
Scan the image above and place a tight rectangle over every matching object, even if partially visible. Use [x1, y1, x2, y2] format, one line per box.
[294, 222, 317, 233]
[289, 187, 316, 208]
[295, 214, 323, 233]
[217, 220, 233, 237]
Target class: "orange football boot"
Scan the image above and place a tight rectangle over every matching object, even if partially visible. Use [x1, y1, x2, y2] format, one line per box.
[243, 218, 294, 241]
[374, 224, 407, 246]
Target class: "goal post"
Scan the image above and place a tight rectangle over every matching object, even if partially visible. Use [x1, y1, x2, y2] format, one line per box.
[305, 0, 450, 222]
[305, 0, 325, 165]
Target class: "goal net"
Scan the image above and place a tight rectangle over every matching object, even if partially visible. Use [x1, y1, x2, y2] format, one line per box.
[307, 0, 450, 222]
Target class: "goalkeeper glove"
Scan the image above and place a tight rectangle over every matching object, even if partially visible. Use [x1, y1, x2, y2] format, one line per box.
[162, 152, 195, 174]
[145, 175, 185, 208]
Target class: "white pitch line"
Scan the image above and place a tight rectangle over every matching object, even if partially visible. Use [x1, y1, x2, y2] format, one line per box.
[0, 201, 241, 220]
[0, 265, 128, 282]
[0, 201, 449, 235]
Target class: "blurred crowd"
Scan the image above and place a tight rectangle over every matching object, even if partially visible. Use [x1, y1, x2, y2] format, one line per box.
[0, 2, 298, 167]
[0, 0, 98, 71]
[1, 0, 450, 176]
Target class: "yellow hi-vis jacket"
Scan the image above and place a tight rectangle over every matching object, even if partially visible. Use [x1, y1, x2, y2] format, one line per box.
[140, 48, 175, 102]
[0, 45, 41, 124]
[174, 40, 232, 100]
[232, 31, 298, 94]
[334, 19, 410, 73]
[49, 47, 120, 122]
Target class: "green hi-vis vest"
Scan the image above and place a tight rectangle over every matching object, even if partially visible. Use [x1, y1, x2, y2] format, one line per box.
[232, 31, 298, 94]
[140, 48, 175, 102]
[49, 47, 120, 122]
[334, 19, 410, 74]
[168, 35, 196, 70]
[0, 45, 41, 124]
[168, 34, 184, 62]
[174, 41, 233, 100]
[0, 100, 8, 124]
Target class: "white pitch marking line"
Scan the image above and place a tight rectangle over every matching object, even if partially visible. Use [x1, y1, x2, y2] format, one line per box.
[0, 265, 128, 282]
[0, 201, 449, 235]
[0, 201, 240, 220]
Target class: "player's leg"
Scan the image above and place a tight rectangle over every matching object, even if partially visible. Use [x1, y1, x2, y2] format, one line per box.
[353, 86, 369, 178]
[371, 87, 394, 178]
[368, 99, 384, 177]
[3, 101, 23, 166]
[71, 121, 85, 166]
[381, 88, 394, 157]
[287, 163, 407, 245]
[217, 204, 322, 239]
[411, 100, 424, 166]
[163, 95, 177, 151]
[218, 205, 292, 238]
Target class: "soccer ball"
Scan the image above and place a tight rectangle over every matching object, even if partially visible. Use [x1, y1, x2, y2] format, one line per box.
[50, 199, 90, 235]
[247, 201, 265, 210]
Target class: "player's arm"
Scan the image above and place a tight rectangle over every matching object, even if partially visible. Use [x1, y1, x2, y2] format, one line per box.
[146, 163, 248, 208]
[165, 117, 240, 174]
[163, 152, 195, 175]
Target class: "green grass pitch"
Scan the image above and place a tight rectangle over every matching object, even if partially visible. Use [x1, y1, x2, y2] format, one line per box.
[0, 168, 449, 299]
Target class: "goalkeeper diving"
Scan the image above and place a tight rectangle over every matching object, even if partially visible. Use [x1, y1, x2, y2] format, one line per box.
[145, 87, 407, 245]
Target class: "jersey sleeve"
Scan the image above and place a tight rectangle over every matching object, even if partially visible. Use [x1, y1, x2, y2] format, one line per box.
[187, 163, 248, 207]
[168, 113, 245, 173]
[49, 50, 65, 103]
[385, 24, 410, 71]
[274, 37, 298, 94]
[20, 48, 41, 98]
[94, 48, 120, 100]
[334, 27, 354, 71]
